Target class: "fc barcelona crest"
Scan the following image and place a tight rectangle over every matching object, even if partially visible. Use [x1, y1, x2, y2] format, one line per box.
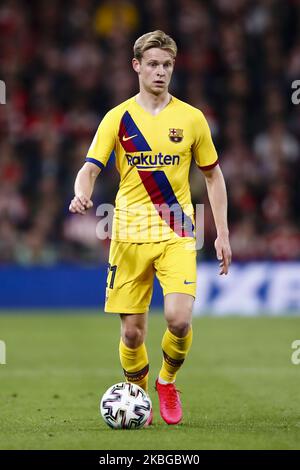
[169, 128, 183, 143]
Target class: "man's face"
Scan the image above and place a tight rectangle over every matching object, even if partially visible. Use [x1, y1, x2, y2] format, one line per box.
[133, 48, 175, 95]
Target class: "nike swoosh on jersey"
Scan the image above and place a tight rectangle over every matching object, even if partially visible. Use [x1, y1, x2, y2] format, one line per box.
[122, 134, 138, 141]
[119, 111, 151, 152]
[184, 280, 196, 284]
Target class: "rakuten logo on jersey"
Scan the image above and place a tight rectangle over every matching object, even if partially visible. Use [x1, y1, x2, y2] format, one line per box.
[125, 152, 180, 167]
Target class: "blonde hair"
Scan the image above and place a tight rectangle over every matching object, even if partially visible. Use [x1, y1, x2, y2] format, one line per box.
[133, 30, 177, 61]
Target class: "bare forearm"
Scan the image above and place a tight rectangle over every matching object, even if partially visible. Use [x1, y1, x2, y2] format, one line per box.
[205, 166, 229, 235]
[203, 165, 231, 274]
[74, 165, 98, 199]
[69, 162, 100, 215]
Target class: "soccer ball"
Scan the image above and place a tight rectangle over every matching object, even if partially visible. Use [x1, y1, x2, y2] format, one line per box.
[100, 382, 152, 429]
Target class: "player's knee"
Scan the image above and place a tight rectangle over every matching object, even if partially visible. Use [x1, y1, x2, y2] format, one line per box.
[165, 302, 193, 337]
[122, 326, 145, 348]
[167, 318, 191, 338]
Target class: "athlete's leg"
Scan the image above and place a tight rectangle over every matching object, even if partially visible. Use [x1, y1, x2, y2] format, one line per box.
[155, 293, 194, 425]
[159, 293, 194, 383]
[105, 240, 155, 426]
[119, 313, 150, 392]
[105, 240, 155, 392]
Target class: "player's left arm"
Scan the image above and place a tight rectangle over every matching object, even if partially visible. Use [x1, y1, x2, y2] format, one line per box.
[202, 165, 232, 275]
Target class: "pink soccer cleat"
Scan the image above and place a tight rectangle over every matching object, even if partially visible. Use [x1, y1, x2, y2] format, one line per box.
[155, 379, 182, 425]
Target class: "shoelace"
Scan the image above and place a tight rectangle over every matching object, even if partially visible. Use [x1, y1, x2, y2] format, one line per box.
[165, 385, 181, 410]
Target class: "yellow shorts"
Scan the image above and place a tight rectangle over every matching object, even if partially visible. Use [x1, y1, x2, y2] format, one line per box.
[104, 237, 197, 314]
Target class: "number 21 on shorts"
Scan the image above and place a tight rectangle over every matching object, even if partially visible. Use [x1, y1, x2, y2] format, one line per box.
[106, 264, 117, 289]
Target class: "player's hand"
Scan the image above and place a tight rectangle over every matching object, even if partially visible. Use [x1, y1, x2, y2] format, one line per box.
[69, 195, 93, 215]
[214, 234, 232, 275]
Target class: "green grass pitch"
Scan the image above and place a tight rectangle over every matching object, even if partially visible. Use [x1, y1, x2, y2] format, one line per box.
[0, 312, 300, 450]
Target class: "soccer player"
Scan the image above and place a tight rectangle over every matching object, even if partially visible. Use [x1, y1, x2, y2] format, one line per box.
[69, 30, 232, 426]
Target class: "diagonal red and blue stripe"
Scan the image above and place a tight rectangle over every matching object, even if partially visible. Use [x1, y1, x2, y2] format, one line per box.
[118, 111, 152, 152]
[138, 170, 194, 237]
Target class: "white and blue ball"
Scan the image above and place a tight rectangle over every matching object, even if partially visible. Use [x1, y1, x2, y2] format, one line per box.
[100, 382, 151, 429]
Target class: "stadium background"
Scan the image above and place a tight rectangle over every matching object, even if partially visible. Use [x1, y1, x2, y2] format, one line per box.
[1, 0, 300, 313]
[1, 0, 300, 451]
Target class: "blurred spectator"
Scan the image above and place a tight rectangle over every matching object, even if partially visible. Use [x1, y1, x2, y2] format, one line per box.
[254, 118, 299, 177]
[0, 0, 299, 264]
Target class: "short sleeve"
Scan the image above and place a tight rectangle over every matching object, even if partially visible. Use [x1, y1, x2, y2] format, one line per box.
[192, 111, 219, 170]
[85, 110, 117, 170]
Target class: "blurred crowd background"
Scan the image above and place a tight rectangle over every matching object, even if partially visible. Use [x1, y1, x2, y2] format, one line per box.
[1, 0, 300, 265]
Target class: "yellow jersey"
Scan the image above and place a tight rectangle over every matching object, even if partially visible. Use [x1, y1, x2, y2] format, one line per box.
[86, 95, 218, 242]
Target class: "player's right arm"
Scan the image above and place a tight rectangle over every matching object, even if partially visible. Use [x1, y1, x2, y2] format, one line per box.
[69, 109, 117, 215]
[69, 162, 101, 215]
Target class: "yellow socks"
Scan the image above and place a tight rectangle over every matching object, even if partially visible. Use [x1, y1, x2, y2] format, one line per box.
[119, 328, 192, 389]
[119, 339, 149, 392]
[159, 327, 193, 383]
